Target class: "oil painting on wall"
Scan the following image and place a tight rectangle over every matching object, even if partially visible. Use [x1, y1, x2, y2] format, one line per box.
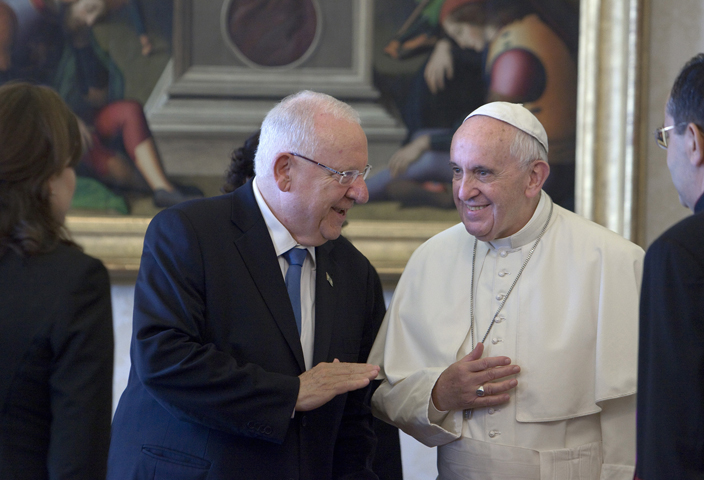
[0, 0, 579, 227]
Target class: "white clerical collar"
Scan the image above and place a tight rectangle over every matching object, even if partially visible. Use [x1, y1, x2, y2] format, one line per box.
[252, 177, 316, 262]
[488, 190, 551, 250]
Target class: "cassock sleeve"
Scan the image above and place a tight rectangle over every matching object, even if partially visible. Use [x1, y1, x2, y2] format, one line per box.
[369, 239, 464, 448]
[372, 369, 460, 447]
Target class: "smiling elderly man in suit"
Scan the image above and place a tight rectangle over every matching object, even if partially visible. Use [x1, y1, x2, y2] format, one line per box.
[108, 91, 385, 479]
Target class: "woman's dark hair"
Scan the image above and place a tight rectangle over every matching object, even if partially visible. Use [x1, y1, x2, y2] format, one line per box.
[0, 82, 83, 256]
[222, 130, 260, 193]
[668, 53, 704, 135]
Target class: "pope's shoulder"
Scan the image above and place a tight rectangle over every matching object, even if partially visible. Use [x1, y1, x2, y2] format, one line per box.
[553, 205, 644, 256]
[408, 222, 471, 264]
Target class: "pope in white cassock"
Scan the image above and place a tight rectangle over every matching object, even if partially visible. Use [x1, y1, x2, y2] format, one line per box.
[369, 102, 644, 480]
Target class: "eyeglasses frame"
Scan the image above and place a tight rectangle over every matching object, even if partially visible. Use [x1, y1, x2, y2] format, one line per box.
[654, 122, 689, 150]
[288, 152, 371, 185]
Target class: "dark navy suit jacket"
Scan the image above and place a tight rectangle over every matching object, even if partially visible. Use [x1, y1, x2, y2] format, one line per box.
[108, 181, 384, 479]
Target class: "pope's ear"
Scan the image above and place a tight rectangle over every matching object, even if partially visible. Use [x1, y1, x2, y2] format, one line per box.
[273, 153, 293, 192]
[526, 160, 549, 198]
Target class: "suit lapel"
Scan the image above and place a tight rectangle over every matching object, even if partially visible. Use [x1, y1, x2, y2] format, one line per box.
[313, 241, 336, 365]
[230, 182, 305, 372]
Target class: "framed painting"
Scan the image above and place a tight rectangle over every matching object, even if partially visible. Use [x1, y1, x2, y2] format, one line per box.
[27, 0, 644, 281]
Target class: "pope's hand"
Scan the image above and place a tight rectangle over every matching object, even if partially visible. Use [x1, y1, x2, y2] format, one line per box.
[296, 359, 380, 411]
[431, 343, 519, 412]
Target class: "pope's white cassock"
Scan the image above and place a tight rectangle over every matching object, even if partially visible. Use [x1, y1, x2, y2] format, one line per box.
[369, 191, 644, 480]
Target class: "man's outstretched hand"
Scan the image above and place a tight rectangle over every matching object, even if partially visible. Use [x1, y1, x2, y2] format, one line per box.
[296, 359, 380, 411]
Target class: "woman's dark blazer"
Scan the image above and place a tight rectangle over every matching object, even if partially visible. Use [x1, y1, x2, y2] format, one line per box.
[0, 243, 114, 480]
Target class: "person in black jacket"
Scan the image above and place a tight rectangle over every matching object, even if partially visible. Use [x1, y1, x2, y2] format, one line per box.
[635, 53, 704, 480]
[108, 90, 386, 479]
[0, 81, 114, 479]
[222, 128, 404, 479]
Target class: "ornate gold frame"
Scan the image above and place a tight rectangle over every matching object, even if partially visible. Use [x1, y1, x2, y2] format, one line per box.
[67, 0, 646, 282]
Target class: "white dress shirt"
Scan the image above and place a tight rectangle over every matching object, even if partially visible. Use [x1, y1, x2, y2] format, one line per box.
[253, 177, 316, 371]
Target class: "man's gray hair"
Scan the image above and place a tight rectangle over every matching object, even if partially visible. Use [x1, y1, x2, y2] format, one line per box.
[510, 127, 548, 170]
[254, 91, 361, 179]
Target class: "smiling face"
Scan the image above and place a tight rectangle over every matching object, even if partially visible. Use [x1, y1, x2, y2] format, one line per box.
[278, 114, 369, 246]
[450, 116, 542, 241]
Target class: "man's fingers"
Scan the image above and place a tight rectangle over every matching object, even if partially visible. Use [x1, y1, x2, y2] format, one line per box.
[478, 378, 518, 398]
[337, 375, 373, 393]
[470, 378, 518, 408]
[476, 364, 521, 384]
[296, 361, 379, 411]
[460, 342, 485, 362]
[466, 355, 514, 373]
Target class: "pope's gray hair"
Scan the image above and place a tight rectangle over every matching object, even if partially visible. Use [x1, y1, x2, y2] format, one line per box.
[510, 127, 548, 170]
[254, 91, 361, 179]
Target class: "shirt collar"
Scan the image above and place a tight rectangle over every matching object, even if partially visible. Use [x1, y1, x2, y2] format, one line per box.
[487, 190, 551, 250]
[695, 191, 704, 214]
[252, 177, 316, 262]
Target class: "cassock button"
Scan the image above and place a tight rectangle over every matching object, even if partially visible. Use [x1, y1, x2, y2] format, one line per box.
[498, 270, 509, 277]
[492, 337, 502, 345]
[488, 408, 495, 415]
[488, 430, 500, 438]
[495, 316, 505, 324]
[301, 416, 308, 427]
[499, 251, 508, 258]
[496, 294, 504, 301]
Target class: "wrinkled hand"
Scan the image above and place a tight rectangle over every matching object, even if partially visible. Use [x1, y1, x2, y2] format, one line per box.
[431, 343, 520, 412]
[425, 38, 454, 94]
[296, 359, 380, 412]
[389, 135, 431, 178]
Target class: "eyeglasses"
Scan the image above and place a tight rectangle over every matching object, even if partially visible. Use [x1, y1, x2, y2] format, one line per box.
[289, 152, 371, 186]
[654, 123, 687, 149]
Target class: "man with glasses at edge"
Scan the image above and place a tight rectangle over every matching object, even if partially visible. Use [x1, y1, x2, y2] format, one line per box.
[108, 91, 386, 479]
[635, 53, 704, 480]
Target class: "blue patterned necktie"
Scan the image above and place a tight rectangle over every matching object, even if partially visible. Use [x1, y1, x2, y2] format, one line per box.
[283, 247, 307, 335]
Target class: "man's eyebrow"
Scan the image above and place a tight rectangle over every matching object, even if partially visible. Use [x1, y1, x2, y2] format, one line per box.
[448, 162, 494, 170]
